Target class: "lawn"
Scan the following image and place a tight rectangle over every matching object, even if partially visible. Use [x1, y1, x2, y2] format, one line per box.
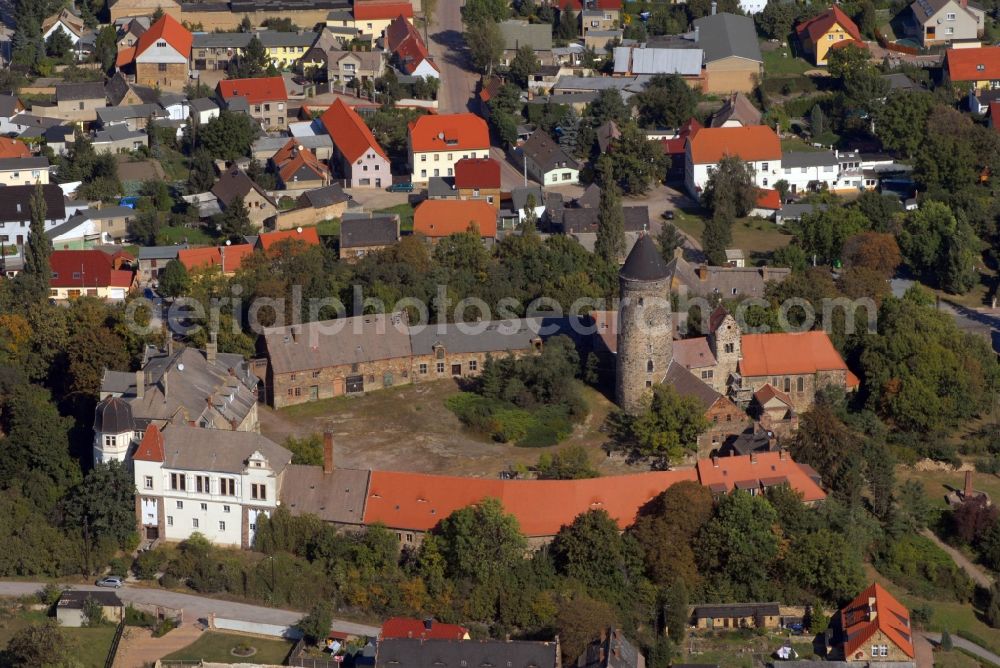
[672, 214, 793, 257]
[762, 46, 813, 76]
[157, 224, 215, 246]
[934, 648, 989, 668]
[162, 631, 293, 665]
[781, 137, 826, 153]
[679, 628, 815, 668]
[316, 218, 341, 236]
[375, 203, 415, 232]
[0, 606, 117, 668]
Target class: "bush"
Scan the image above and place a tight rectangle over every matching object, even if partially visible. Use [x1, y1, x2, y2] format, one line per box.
[153, 618, 177, 637]
[124, 606, 156, 628]
[108, 556, 131, 577]
[135, 549, 168, 580]
[37, 583, 63, 606]
[159, 573, 179, 589]
[874, 534, 973, 602]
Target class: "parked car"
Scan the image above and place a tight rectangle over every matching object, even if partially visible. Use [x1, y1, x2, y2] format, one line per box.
[387, 182, 414, 193]
[96, 576, 124, 588]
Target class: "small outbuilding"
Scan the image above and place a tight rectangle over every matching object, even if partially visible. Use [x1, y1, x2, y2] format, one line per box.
[56, 590, 124, 627]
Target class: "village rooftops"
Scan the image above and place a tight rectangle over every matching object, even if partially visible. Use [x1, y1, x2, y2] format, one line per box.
[839, 583, 914, 659]
[739, 331, 860, 388]
[340, 216, 399, 249]
[281, 464, 371, 525]
[691, 13, 762, 64]
[380, 618, 470, 642]
[375, 639, 559, 668]
[688, 126, 781, 164]
[408, 113, 489, 153]
[409, 317, 580, 357]
[696, 451, 826, 502]
[218, 76, 288, 104]
[946, 46, 1000, 81]
[134, 423, 292, 475]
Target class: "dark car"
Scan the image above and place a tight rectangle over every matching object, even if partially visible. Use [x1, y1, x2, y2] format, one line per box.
[387, 182, 414, 193]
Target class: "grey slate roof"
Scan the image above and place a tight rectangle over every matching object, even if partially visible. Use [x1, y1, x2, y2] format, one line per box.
[409, 317, 574, 356]
[257, 30, 317, 48]
[212, 167, 276, 207]
[0, 94, 22, 117]
[0, 156, 48, 171]
[341, 216, 399, 248]
[55, 81, 107, 102]
[562, 206, 649, 235]
[158, 424, 291, 475]
[620, 234, 669, 281]
[692, 13, 762, 64]
[75, 206, 136, 221]
[427, 176, 457, 198]
[691, 602, 781, 618]
[252, 134, 332, 155]
[0, 184, 65, 223]
[522, 131, 579, 173]
[280, 464, 371, 525]
[882, 72, 920, 92]
[97, 104, 165, 124]
[498, 20, 553, 51]
[781, 150, 839, 168]
[190, 97, 220, 113]
[665, 254, 790, 298]
[192, 31, 253, 48]
[138, 245, 187, 260]
[375, 639, 559, 668]
[512, 185, 544, 211]
[663, 360, 721, 411]
[300, 183, 349, 208]
[577, 629, 646, 668]
[94, 126, 146, 143]
[58, 590, 124, 609]
[93, 396, 133, 434]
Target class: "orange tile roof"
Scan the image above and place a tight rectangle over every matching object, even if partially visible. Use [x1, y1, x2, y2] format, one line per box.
[754, 383, 793, 407]
[408, 113, 489, 153]
[218, 76, 288, 104]
[696, 452, 827, 503]
[134, 14, 192, 58]
[796, 5, 862, 44]
[739, 331, 858, 389]
[947, 46, 1000, 82]
[380, 617, 469, 641]
[688, 125, 781, 164]
[272, 139, 330, 184]
[177, 244, 254, 273]
[841, 583, 914, 660]
[363, 469, 699, 536]
[258, 227, 321, 253]
[320, 98, 388, 163]
[354, 1, 413, 20]
[116, 46, 136, 68]
[413, 199, 498, 239]
[756, 188, 781, 210]
[134, 425, 165, 462]
[454, 157, 501, 189]
[0, 137, 30, 159]
[661, 117, 702, 155]
[50, 249, 135, 289]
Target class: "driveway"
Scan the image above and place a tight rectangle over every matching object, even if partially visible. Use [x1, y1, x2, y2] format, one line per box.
[0, 581, 380, 637]
[924, 632, 1000, 666]
[343, 188, 412, 211]
[492, 146, 535, 191]
[428, 0, 478, 113]
[921, 528, 994, 588]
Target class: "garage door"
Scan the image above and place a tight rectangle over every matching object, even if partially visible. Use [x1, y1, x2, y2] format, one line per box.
[346, 375, 364, 393]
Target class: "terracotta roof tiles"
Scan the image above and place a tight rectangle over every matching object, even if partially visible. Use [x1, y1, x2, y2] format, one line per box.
[688, 126, 781, 164]
[454, 157, 501, 189]
[134, 14, 192, 59]
[696, 452, 826, 502]
[840, 583, 914, 660]
[218, 76, 288, 105]
[409, 113, 489, 153]
[320, 98, 388, 163]
[946, 46, 1000, 82]
[738, 331, 859, 389]
[796, 5, 863, 45]
[413, 199, 498, 239]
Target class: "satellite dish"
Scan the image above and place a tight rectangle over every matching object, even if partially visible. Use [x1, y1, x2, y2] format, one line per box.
[225, 239, 232, 246]
[437, 131, 445, 140]
[177, 364, 185, 371]
[296, 226, 303, 233]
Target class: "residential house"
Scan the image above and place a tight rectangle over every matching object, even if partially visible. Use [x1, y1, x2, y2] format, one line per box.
[217, 76, 289, 130]
[692, 13, 763, 94]
[48, 82, 107, 122]
[0, 184, 68, 244]
[49, 206, 136, 248]
[581, 8, 618, 35]
[339, 214, 400, 260]
[258, 30, 317, 69]
[353, 1, 413, 37]
[696, 450, 826, 503]
[56, 591, 124, 627]
[97, 103, 167, 132]
[95, 340, 260, 466]
[751, 384, 799, 438]
[0, 157, 50, 186]
[685, 125, 781, 195]
[385, 15, 438, 78]
[750, 188, 782, 219]
[510, 185, 547, 226]
[709, 92, 761, 127]
[0, 137, 30, 159]
[271, 139, 331, 190]
[521, 131, 579, 185]
[498, 20, 554, 67]
[795, 6, 864, 66]
[212, 167, 279, 230]
[780, 150, 842, 193]
[329, 50, 386, 84]
[665, 249, 790, 299]
[660, 117, 702, 178]
[42, 8, 87, 46]
[93, 126, 149, 154]
[137, 245, 187, 282]
[132, 423, 290, 546]
[408, 113, 490, 183]
[190, 31, 250, 72]
[584, 29, 623, 52]
[663, 360, 751, 455]
[907, 0, 983, 46]
[375, 639, 558, 668]
[105, 71, 157, 107]
[49, 248, 136, 301]
[454, 157, 502, 208]
[945, 46, 1000, 91]
[177, 244, 254, 275]
[380, 618, 470, 641]
[117, 14, 193, 92]
[255, 227, 321, 254]
[320, 98, 391, 188]
[690, 603, 782, 630]
[576, 630, 644, 668]
[413, 199, 498, 243]
[0, 95, 26, 135]
[117, 17, 149, 51]
[829, 583, 914, 662]
[612, 46, 703, 85]
[190, 98, 220, 125]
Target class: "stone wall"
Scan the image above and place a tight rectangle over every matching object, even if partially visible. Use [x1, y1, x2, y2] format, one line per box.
[616, 274, 673, 414]
[699, 397, 752, 457]
[270, 357, 413, 408]
[136, 62, 189, 92]
[744, 369, 850, 414]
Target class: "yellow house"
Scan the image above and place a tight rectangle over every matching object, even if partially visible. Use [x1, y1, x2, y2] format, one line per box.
[691, 603, 782, 630]
[259, 31, 317, 69]
[0, 157, 50, 186]
[946, 46, 1000, 91]
[352, 1, 413, 37]
[795, 6, 864, 66]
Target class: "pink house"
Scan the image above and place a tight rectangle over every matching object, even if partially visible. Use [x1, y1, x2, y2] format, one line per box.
[320, 98, 391, 188]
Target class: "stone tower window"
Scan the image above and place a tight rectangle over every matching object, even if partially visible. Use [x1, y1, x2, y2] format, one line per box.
[724, 343, 735, 353]
[647, 360, 654, 372]
[638, 297, 644, 306]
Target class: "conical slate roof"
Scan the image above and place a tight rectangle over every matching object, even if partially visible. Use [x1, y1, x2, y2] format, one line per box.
[620, 234, 670, 281]
[93, 396, 134, 434]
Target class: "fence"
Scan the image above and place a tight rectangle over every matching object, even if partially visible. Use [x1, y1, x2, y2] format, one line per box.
[104, 620, 126, 668]
[874, 27, 920, 55]
[210, 616, 303, 640]
[287, 638, 343, 668]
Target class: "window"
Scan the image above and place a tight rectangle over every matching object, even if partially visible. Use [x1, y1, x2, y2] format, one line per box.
[946, 27, 954, 34]
[249, 523, 256, 531]
[947, 11, 956, 19]
[167, 516, 173, 526]
[176, 500, 183, 509]
[784, 377, 791, 393]
[420, 169, 427, 177]
[78, 102, 84, 110]
[436, 347, 445, 359]
[436, 362, 445, 373]
[647, 360, 654, 372]
[312, 371, 320, 378]
[195, 475, 210, 493]
[192, 518, 199, 528]
[468, 360, 478, 371]
[447, 153, 453, 160]
[221, 478, 235, 496]
[879, 646, 888, 657]
[170, 473, 186, 491]
[144, 476, 153, 489]
[421, 154, 427, 162]
[434, 154, 440, 161]
[701, 370, 714, 380]
[156, 40, 167, 47]
[828, 34, 835, 40]
[871, 647, 879, 658]
[762, 178, 768, 186]
[158, 63, 167, 72]
[761, 162, 769, 171]
[797, 377, 804, 392]
[294, 387, 301, 397]
[104, 435, 115, 447]
[724, 343, 735, 354]
[219, 521, 226, 531]
[264, 104, 270, 112]
[251, 483, 267, 500]
[419, 363, 428, 374]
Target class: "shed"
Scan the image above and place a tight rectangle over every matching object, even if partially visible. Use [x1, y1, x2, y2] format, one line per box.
[56, 590, 124, 627]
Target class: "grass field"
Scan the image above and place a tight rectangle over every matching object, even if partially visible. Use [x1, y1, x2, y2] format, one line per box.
[375, 203, 415, 232]
[0, 606, 118, 668]
[934, 648, 989, 668]
[162, 631, 293, 665]
[673, 214, 793, 257]
[762, 47, 814, 76]
[158, 224, 215, 246]
[781, 137, 826, 153]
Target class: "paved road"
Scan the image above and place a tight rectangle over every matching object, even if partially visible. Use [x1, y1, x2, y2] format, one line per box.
[925, 632, 1000, 666]
[921, 529, 994, 588]
[0, 582, 380, 637]
[493, 146, 535, 191]
[428, 0, 478, 114]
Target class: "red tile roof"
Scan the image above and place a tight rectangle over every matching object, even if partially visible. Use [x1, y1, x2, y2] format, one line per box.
[380, 618, 469, 641]
[840, 583, 914, 660]
[272, 139, 330, 184]
[661, 118, 702, 155]
[739, 331, 860, 389]
[796, 5, 862, 44]
[363, 469, 699, 536]
[354, 1, 413, 20]
[133, 425, 165, 462]
[320, 98, 388, 163]
[116, 46, 136, 68]
[947, 46, 1000, 82]
[688, 126, 781, 164]
[217, 76, 288, 104]
[386, 14, 419, 52]
[0, 137, 30, 159]
[696, 452, 827, 503]
[394, 34, 437, 75]
[554, 0, 622, 9]
[754, 383, 793, 407]
[756, 188, 781, 210]
[134, 14, 192, 59]
[50, 249, 135, 289]
[409, 113, 489, 153]
[413, 199, 498, 239]
[257, 227, 321, 253]
[454, 157, 501, 189]
[177, 244, 254, 274]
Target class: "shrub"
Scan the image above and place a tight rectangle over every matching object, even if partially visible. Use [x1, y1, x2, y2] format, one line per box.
[159, 573, 179, 589]
[153, 618, 177, 637]
[37, 583, 63, 607]
[108, 556, 131, 577]
[135, 549, 168, 580]
[874, 534, 973, 602]
[124, 606, 156, 628]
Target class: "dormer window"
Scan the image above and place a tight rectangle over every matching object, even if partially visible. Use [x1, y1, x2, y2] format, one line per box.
[978, 64, 986, 71]
[156, 40, 167, 47]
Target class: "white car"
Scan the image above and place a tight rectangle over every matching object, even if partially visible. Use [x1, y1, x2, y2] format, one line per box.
[95, 576, 124, 588]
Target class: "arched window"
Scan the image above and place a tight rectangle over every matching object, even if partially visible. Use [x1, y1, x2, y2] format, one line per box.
[436, 347, 445, 359]
[797, 377, 804, 393]
[647, 360, 654, 373]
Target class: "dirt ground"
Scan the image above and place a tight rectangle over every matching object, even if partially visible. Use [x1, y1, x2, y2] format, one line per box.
[259, 380, 640, 477]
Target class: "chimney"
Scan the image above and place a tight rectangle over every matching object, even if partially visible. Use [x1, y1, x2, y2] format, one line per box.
[712, 455, 719, 468]
[323, 431, 334, 474]
[711, 0, 717, 14]
[868, 597, 877, 619]
[291, 325, 300, 343]
[166, 336, 174, 357]
[135, 369, 145, 400]
[762, 266, 770, 281]
[965, 470, 974, 499]
[206, 331, 218, 365]
[779, 447, 788, 461]
[698, 265, 709, 281]
[750, 451, 758, 464]
[162, 370, 168, 399]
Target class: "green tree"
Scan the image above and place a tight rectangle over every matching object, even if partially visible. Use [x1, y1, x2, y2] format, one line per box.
[809, 104, 825, 137]
[536, 444, 598, 479]
[218, 196, 254, 240]
[657, 223, 682, 262]
[14, 184, 52, 305]
[635, 74, 699, 129]
[596, 122, 667, 195]
[986, 584, 1000, 628]
[594, 183, 625, 264]
[128, 210, 161, 245]
[297, 600, 333, 645]
[228, 35, 272, 78]
[188, 149, 217, 192]
[795, 205, 870, 266]
[284, 434, 324, 466]
[587, 89, 630, 127]
[701, 156, 757, 218]
[630, 481, 714, 588]
[45, 29, 72, 59]
[898, 202, 980, 294]
[554, 592, 618, 664]
[508, 44, 540, 89]
[663, 577, 688, 643]
[157, 259, 190, 298]
[94, 25, 118, 72]
[62, 461, 137, 563]
[5, 621, 70, 666]
[941, 630, 954, 651]
[551, 509, 645, 607]
[703, 210, 734, 266]
[856, 0, 876, 36]
[617, 384, 710, 462]
[898, 479, 936, 531]
[756, 1, 799, 39]
[874, 92, 933, 159]
[466, 21, 505, 75]
[435, 497, 527, 582]
[697, 492, 781, 600]
[793, 404, 865, 507]
[463, 0, 510, 25]
[782, 529, 864, 602]
[198, 111, 260, 161]
[556, 9, 578, 41]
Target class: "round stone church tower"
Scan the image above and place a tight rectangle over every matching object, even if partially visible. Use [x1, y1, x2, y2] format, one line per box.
[615, 235, 674, 414]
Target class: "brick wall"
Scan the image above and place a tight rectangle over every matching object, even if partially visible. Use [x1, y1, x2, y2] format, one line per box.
[271, 358, 414, 408]
[136, 62, 189, 92]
